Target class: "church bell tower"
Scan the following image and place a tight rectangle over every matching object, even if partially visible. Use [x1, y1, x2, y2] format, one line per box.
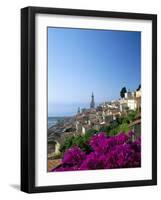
[90, 92, 95, 108]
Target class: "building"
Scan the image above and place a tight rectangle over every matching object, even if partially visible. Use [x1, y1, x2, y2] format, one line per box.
[82, 124, 92, 135]
[124, 89, 135, 99]
[136, 89, 141, 98]
[127, 99, 137, 110]
[120, 88, 141, 111]
[90, 92, 95, 108]
[77, 107, 80, 114]
[120, 101, 128, 112]
[136, 89, 141, 111]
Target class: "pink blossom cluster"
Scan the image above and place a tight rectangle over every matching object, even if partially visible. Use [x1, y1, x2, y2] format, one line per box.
[51, 132, 141, 172]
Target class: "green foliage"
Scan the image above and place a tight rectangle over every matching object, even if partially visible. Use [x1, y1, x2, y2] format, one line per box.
[118, 123, 131, 133]
[99, 120, 120, 136]
[107, 111, 137, 136]
[85, 129, 98, 136]
[120, 87, 127, 98]
[99, 125, 111, 133]
[60, 136, 75, 153]
[99, 112, 137, 137]
[60, 129, 97, 154]
[60, 111, 138, 154]
[127, 110, 137, 122]
[108, 123, 131, 136]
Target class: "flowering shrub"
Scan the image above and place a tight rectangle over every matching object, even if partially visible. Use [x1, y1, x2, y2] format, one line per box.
[52, 132, 141, 172]
[62, 146, 86, 166]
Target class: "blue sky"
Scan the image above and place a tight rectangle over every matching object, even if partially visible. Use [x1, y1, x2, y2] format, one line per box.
[48, 27, 141, 116]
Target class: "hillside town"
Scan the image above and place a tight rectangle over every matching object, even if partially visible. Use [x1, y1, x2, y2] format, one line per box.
[47, 87, 141, 166]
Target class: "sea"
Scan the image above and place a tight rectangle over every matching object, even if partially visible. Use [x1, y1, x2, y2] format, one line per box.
[48, 102, 90, 128]
[48, 116, 65, 129]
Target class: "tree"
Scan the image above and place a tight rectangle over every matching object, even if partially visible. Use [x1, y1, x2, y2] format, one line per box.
[120, 87, 127, 98]
[137, 84, 141, 91]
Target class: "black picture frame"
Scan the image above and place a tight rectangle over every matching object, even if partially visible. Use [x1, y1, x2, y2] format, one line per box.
[21, 6, 157, 193]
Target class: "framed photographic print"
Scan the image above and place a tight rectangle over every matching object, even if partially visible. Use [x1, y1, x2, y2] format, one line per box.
[21, 6, 157, 193]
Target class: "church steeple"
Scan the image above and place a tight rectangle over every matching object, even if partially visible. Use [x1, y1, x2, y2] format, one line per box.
[77, 107, 80, 114]
[90, 92, 95, 108]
